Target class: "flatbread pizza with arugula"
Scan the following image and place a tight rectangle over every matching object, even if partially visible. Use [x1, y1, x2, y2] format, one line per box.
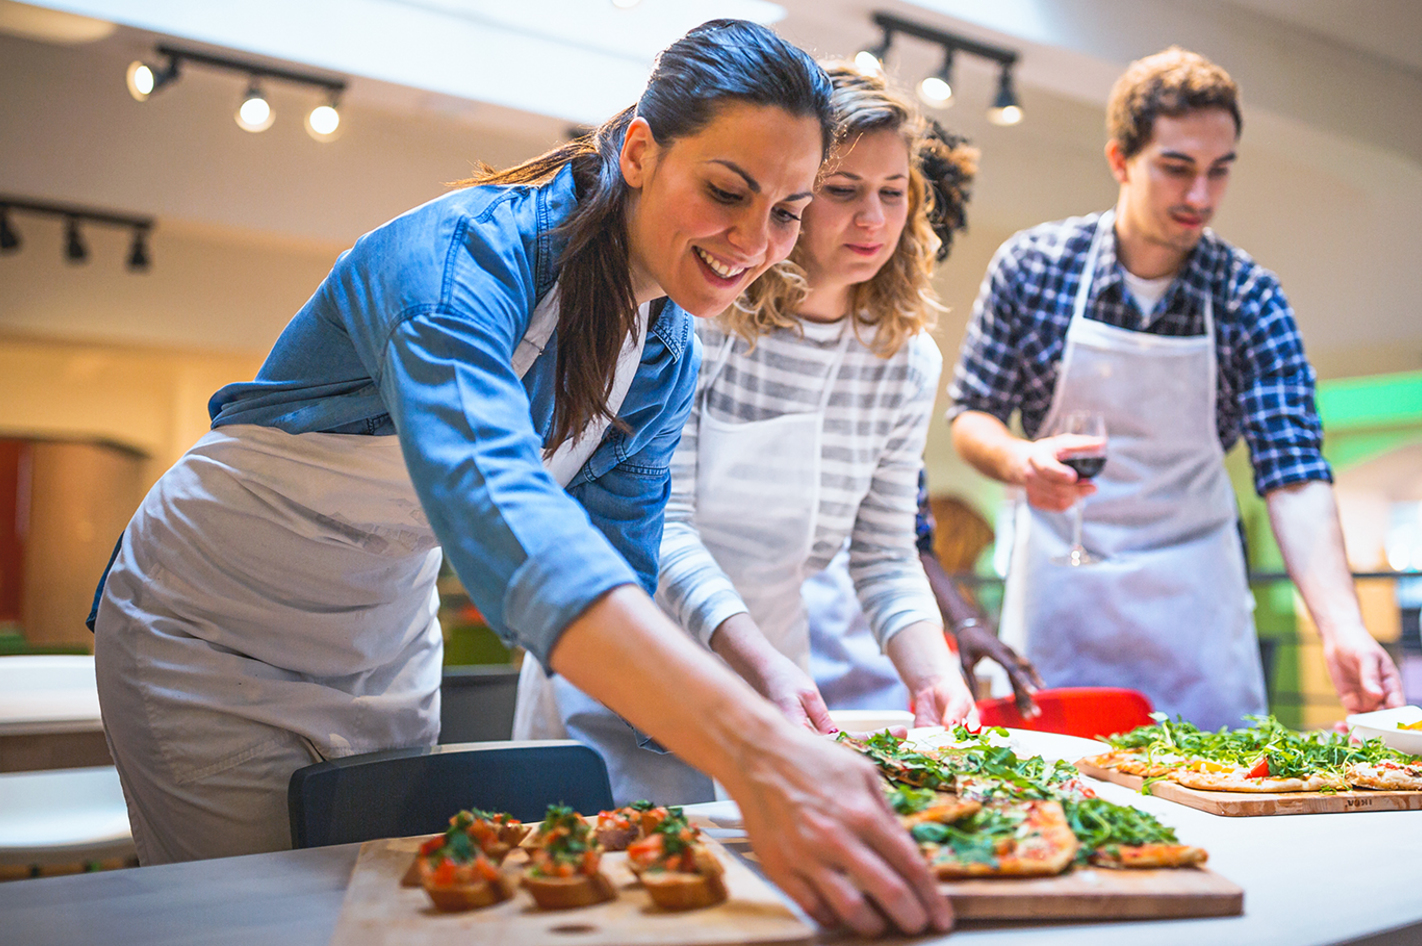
[1081, 715, 1422, 794]
[840, 728, 1207, 878]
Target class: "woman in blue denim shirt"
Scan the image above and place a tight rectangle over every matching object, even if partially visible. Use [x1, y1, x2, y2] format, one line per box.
[90, 20, 951, 938]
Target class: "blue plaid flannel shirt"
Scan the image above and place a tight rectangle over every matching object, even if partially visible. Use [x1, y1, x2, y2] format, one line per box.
[947, 212, 1331, 496]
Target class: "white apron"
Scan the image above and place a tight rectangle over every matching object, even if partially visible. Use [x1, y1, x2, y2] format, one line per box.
[805, 544, 910, 710]
[998, 211, 1266, 732]
[513, 328, 851, 804]
[96, 288, 647, 858]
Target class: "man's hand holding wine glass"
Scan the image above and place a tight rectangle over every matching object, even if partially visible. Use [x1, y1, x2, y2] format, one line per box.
[1013, 433, 1106, 512]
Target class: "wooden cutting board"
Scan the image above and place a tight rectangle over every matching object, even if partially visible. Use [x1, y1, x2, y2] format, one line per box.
[328, 834, 813, 946]
[941, 865, 1242, 920]
[1076, 758, 1422, 816]
[717, 836, 1241, 922]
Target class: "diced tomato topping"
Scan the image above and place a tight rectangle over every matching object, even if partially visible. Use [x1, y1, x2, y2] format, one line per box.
[473, 855, 500, 882]
[628, 833, 663, 868]
[432, 859, 457, 886]
[1245, 756, 1270, 779]
[419, 836, 444, 856]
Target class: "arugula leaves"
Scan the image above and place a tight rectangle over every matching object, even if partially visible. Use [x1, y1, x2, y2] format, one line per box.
[911, 807, 1022, 867]
[1065, 797, 1178, 862]
[1104, 713, 1410, 778]
[845, 728, 1184, 863]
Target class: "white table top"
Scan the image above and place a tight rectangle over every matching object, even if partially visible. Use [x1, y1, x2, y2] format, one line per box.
[2, 728, 1419, 946]
[0, 657, 103, 736]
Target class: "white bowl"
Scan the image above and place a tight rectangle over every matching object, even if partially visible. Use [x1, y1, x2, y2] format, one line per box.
[1346, 705, 1422, 757]
[828, 709, 914, 734]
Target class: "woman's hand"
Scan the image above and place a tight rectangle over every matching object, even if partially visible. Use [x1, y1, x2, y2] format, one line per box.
[710, 612, 836, 733]
[885, 620, 978, 729]
[551, 586, 952, 936]
[721, 722, 955, 937]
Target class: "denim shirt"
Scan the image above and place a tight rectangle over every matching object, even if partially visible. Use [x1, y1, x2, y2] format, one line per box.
[203, 165, 700, 665]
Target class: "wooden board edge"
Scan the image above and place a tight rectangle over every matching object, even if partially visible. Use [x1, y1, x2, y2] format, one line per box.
[332, 834, 815, 946]
[942, 866, 1245, 921]
[1074, 757, 1422, 816]
[950, 888, 1244, 921]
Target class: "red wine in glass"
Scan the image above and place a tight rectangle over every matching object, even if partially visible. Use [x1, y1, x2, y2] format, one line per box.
[1051, 411, 1107, 566]
[1061, 454, 1106, 480]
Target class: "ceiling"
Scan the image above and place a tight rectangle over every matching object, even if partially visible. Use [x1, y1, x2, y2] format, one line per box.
[1223, 0, 1422, 74]
[1, 0, 1420, 375]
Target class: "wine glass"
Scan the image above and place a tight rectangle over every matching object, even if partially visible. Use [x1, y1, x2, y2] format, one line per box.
[1050, 410, 1107, 567]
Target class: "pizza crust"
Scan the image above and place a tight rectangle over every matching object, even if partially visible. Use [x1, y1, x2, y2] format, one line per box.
[1080, 750, 1187, 779]
[1171, 769, 1347, 793]
[901, 794, 981, 827]
[1090, 843, 1208, 869]
[1345, 760, 1422, 791]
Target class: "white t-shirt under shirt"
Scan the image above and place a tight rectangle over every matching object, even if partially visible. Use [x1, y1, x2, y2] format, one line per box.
[1120, 268, 1174, 327]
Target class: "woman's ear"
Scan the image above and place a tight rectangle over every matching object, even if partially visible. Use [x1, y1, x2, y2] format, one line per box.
[620, 116, 657, 189]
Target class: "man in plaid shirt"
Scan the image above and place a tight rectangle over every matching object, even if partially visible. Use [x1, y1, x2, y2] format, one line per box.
[948, 48, 1400, 727]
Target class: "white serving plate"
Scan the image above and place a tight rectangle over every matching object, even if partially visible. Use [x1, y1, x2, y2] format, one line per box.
[828, 708, 915, 734]
[907, 726, 1108, 764]
[1347, 705, 1422, 756]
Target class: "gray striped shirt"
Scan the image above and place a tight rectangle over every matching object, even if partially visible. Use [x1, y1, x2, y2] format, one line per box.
[658, 317, 943, 650]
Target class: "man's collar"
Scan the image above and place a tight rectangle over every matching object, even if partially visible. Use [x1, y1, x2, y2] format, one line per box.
[1088, 213, 1217, 320]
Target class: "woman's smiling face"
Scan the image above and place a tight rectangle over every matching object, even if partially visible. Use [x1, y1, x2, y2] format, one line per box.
[796, 128, 912, 298]
[621, 102, 824, 317]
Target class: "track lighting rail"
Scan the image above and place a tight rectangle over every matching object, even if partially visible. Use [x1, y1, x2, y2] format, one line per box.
[0, 195, 153, 232]
[870, 11, 1018, 68]
[152, 44, 346, 97]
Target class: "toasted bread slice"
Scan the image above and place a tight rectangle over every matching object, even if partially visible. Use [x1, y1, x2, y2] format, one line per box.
[521, 870, 617, 909]
[417, 859, 515, 911]
[641, 869, 728, 910]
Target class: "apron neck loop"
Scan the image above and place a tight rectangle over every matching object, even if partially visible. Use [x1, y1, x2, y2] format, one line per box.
[1071, 209, 1114, 330]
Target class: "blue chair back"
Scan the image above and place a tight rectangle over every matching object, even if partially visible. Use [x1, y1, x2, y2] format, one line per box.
[288, 740, 614, 848]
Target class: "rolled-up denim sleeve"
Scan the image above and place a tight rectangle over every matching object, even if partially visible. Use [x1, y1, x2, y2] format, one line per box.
[380, 305, 640, 666]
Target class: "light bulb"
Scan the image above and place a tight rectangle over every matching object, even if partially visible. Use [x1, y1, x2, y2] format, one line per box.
[988, 104, 1023, 126]
[306, 103, 340, 140]
[918, 75, 953, 108]
[854, 50, 883, 74]
[236, 86, 274, 132]
[126, 61, 154, 100]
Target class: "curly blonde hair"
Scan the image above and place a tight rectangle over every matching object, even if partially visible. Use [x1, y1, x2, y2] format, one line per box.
[724, 64, 977, 358]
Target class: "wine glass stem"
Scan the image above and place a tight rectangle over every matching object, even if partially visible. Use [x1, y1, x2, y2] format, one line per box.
[1072, 498, 1086, 552]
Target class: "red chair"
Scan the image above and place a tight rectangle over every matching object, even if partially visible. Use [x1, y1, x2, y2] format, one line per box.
[975, 687, 1154, 740]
